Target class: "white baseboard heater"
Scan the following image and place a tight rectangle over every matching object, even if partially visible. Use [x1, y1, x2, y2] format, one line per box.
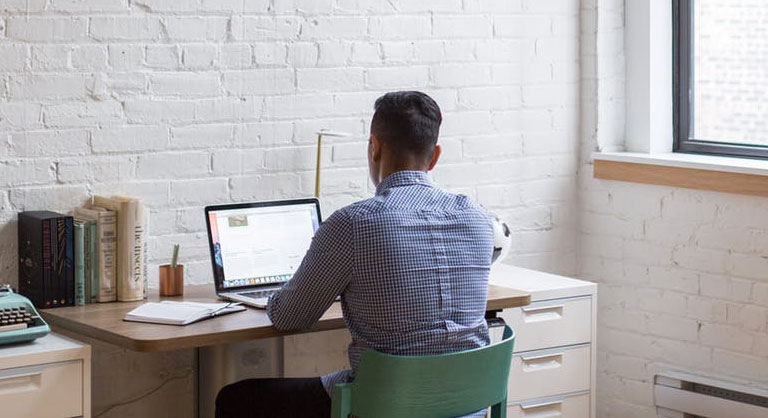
[655, 371, 768, 418]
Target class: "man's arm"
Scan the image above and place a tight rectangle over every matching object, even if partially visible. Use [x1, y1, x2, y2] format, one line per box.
[267, 208, 354, 330]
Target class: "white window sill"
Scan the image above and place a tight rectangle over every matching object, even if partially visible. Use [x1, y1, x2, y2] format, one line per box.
[593, 152, 768, 177]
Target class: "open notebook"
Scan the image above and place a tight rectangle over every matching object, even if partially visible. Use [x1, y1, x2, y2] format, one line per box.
[124, 301, 246, 325]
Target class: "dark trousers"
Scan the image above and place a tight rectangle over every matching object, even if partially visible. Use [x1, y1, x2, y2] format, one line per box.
[215, 377, 331, 418]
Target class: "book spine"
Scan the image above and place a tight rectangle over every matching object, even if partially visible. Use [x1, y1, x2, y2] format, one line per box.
[56, 217, 66, 306]
[118, 200, 145, 301]
[51, 218, 59, 306]
[83, 226, 91, 306]
[42, 218, 52, 307]
[142, 207, 148, 299]
[84, 222, 90, 303]
[74, 223, 85, 306]
[98, 211, 117, 302]
[93, 196, 128, 301]
[88, 222, 99, 303]
[18, 214, 45, 308]
[65, 217, 74, 306]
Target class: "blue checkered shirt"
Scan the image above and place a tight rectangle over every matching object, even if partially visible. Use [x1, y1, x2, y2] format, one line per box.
[268, 170, 493, 415]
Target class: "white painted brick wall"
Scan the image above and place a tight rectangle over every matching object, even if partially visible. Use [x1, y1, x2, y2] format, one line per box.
[0, 1, 580, 300]
[581, 1, 768, 417]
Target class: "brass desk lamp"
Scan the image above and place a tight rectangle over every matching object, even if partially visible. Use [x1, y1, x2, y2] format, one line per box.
[314, 130, 352, 197]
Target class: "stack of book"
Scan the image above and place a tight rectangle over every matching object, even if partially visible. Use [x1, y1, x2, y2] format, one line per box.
[18, 212, 75, 308]
[18, 195, 148, 308]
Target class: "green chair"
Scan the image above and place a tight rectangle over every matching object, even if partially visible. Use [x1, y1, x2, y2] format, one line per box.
[331, 325, 515, 418]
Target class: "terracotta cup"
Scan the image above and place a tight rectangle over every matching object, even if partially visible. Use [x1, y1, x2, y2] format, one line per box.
[159, 264, 184, 297]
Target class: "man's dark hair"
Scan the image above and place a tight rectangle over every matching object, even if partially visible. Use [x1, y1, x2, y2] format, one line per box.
[371, 91, 442, 162]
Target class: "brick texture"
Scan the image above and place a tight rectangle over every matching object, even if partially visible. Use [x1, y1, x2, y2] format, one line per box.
[0, 1, 580, 297]
[581, 1, 768, 417]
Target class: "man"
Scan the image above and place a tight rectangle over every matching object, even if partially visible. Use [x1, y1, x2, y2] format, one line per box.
[216, 91, 494, 418]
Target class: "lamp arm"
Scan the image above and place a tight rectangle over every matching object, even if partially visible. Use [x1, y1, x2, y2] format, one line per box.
[314, 133, 323, 198]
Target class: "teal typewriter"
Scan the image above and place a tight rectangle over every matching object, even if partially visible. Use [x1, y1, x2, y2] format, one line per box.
[0, 285, 50, 346]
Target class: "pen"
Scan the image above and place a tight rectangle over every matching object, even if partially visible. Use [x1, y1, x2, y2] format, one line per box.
[209, 302, 242, 317]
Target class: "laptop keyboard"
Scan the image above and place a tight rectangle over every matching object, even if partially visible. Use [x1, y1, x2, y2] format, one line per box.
[236, 289, 341, 302]
[239, 289, 278, 299]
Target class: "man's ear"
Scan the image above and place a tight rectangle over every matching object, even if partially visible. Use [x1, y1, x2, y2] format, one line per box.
[426, 144, 441, 171]
[369, 134, 382, 162]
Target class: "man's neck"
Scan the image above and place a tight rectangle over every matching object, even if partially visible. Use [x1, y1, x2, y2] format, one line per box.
[378, 154, 429, 183]
[379, 166, 427, 183]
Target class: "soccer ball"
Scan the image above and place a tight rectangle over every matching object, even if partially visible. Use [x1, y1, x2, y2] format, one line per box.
[491, 213, 512, 264]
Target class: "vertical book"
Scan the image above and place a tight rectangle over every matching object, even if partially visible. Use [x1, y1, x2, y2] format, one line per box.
[73, 210, 97, 303]
[74, 221, 85, 306]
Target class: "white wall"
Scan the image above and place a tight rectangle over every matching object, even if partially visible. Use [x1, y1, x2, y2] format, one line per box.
[581, 1, 768, 417]
[5, 1, 766, 417]
[5, 2, 766, 418]
[0, 1, 581, 416]
[0, 0, 581, 292]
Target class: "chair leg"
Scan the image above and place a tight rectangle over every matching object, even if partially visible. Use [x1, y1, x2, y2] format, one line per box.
[490, 399, 506, 418]
[331, 384, 351, 418]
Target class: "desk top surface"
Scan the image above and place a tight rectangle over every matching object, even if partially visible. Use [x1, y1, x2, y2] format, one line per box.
[41, 284, 530, 352]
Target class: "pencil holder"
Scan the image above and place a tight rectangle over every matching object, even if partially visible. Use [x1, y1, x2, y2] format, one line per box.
[159, 264, 184, 297]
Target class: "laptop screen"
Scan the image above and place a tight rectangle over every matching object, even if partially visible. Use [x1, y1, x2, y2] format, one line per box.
[207, 201, 321, 290]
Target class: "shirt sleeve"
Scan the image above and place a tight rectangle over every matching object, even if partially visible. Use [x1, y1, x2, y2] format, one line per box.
[267, 208, 354, 330]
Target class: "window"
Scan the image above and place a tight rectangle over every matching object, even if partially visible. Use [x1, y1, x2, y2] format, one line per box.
[674, 0, 768, 158]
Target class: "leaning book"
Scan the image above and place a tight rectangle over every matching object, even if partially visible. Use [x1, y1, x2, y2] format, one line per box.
[92, 196, 147, 302]
[77, 206, 118, 302]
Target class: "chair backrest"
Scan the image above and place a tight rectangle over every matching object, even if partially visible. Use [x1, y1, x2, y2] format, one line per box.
[333, 325, 515, 418]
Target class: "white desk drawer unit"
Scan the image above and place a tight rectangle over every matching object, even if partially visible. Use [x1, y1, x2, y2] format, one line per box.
[507, 344, 591, 402]
[490, 265, 597, 418]
[0, 360, 83, 417]
[506, 392, 591, 418]
[500, 297, 591, 353]
[0, 333, 91, 418]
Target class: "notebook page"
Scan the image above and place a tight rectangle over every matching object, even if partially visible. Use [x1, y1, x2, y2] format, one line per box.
[160, 301, 232, 310]
[125, 302, 212, 325]
[124, 301, 245, 325]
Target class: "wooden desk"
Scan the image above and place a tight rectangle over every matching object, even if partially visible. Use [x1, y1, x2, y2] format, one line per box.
[41, 284, 530, 352]
[42, 283, 529, 418]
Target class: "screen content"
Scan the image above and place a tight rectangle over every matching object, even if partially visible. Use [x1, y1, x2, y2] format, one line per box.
[208, 203, 320, 289]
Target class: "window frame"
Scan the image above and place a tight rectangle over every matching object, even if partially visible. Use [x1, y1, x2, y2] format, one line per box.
[673, 0, 768, 159]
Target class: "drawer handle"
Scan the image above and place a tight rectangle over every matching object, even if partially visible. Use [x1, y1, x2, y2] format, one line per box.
[520, 352, 564, 372]
[0, 365, 44, 395]
[520, 398, 564, 410]
[521, 351, 565, 362]
[0, 365, 45, 381]
[520, 304, 564, 323]
[521, 304, 565, 313]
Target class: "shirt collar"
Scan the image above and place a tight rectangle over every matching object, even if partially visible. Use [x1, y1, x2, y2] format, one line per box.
[375, 170, 433, 196]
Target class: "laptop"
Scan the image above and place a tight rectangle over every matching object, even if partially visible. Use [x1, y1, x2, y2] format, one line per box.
[205, 198, 322, 309]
